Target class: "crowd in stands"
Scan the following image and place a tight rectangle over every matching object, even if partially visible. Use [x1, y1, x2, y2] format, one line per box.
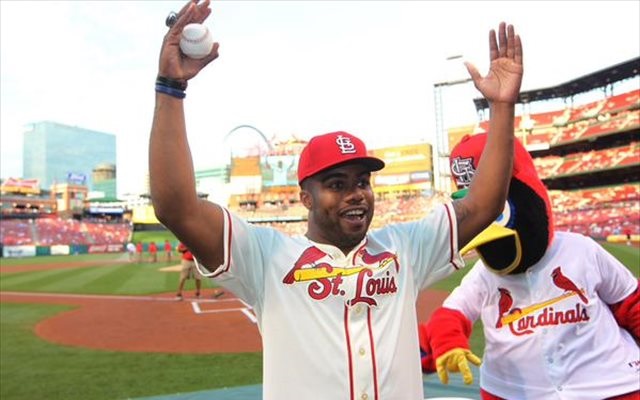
[0, 218, 131, 246]
[0, 219, 33, 246]
[550, 184, 639, 239]
[1, 188, 636, 246]
[236, 199, 307, 221]
[2, 189, 636, 248]
[553, 201, 638, 238]
[2, 89, 637, 248]
[233, 183, 638, 242]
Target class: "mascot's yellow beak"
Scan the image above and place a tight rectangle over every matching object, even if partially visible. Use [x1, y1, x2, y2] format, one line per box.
[453, 187, 522, 275]
[460, 223, 522, 276]
[461, 223, 517, 255]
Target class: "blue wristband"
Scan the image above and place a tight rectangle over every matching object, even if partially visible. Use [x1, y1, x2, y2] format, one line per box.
[155, 83, 186, 99]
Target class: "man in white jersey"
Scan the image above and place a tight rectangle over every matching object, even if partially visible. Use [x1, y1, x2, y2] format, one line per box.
[419, 134, 640, 400]
[150, 1, 523, 398]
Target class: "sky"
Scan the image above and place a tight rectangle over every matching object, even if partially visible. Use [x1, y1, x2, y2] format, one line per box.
[1, 0, 639, 196]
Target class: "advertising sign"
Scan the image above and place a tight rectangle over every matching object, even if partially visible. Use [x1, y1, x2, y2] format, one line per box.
[371, 143, 432, 174]
[67, 172, 87, 185]
[3, 245, 37, 258]
[1, 178, 40, 194]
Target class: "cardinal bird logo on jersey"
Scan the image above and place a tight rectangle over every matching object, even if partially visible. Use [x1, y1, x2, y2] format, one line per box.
[356, 247, 399, 271]
[496, 288, 513, 328]
[282, 246, 329, 284]
[282, 245, 399, 305]
[551, 267, 589, 304]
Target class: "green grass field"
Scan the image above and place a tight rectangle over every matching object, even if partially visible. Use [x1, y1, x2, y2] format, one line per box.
[0, 253, 188, 295]
[131, 230, 178, 245]
[0, 303, 262, 400]
[0, 241, 638, 399]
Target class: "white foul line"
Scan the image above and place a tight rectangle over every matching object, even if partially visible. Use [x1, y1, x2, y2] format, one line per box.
[190, 300, 256, 324]
[241, 308, 258, 324]
[0, 291, 257, 324]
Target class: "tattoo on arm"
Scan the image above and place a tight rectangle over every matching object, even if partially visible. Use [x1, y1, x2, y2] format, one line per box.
[452, 199, 470, 227]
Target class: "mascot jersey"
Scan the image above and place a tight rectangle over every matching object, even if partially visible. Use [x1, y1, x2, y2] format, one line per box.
[443, 231, 638, 399]
[420, 133, 640, 400]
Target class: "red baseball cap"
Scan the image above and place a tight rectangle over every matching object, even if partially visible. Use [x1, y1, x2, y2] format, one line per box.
[297, 131, 385, 184]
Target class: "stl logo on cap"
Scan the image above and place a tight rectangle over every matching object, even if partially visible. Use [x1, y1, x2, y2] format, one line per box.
[297, 131, 385, 185]
[336, 135, 357, 154]
[451, 156, 476, 188]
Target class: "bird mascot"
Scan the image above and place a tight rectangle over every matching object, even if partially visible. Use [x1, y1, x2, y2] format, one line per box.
[419, 133, 640, 400]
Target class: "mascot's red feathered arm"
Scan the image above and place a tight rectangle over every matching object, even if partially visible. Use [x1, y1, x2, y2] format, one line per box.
[419, 307, 481, 385]
[609, 279, 640, 340]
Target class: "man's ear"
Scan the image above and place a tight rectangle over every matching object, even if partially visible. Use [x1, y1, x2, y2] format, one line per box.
[300, 189, 312, 210]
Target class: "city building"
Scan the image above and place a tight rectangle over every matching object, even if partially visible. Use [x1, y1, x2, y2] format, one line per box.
[91, 163, 117, 199]
[22, 121, 116, 192]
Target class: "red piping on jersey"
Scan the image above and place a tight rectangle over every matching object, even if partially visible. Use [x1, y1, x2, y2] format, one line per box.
[211, 209, 233, 278]
[367, 307, 380, 400]
[344, 305, 355, 400]
[444, 204, 460, 270]
[226, 210, 232, 271]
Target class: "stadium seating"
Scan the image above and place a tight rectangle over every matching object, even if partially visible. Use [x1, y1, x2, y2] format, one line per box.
[0, 218, 131, 247]
[2, 87, 637, 249]
[0, 219, 35, 245]
[601, 89, 640, 115]
[550, 183, 640, 239]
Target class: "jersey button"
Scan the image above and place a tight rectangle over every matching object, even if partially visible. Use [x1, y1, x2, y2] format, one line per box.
[359, 347, 366, 356]
[361, 393, 368, 400]
[557, 386, 563, 392]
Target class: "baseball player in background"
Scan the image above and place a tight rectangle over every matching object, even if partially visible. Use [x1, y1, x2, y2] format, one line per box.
[175, 242, 202, 300]
[149, 1, 523, 398]
[419, 134, 640, 400]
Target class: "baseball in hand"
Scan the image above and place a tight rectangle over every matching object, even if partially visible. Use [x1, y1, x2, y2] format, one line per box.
[179, 23, 214, 59]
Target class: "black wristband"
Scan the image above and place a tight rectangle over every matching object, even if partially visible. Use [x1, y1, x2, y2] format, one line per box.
[156, 75, 188, 91]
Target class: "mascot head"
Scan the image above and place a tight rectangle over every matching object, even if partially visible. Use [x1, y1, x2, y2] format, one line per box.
[450, 133, 554, 275]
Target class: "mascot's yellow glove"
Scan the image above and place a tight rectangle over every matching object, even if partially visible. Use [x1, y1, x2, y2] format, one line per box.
[435, 348, 482, 385]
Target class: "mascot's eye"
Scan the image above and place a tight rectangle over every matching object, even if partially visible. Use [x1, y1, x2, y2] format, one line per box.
[494, 199, 516, 228]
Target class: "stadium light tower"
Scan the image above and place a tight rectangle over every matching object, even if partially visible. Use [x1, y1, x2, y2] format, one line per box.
[433, 55, 473, 195]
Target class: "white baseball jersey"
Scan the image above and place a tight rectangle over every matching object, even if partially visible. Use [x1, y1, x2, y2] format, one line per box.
[196, 203, 463, 400]
[443, 231, 640, 400]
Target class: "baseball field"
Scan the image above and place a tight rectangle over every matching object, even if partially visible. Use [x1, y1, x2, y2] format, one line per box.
[0, 242, 637, 400]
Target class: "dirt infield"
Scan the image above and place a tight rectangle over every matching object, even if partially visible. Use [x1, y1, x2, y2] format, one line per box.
[0, 289, 447, 354]
[1, 256, 448, 354]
